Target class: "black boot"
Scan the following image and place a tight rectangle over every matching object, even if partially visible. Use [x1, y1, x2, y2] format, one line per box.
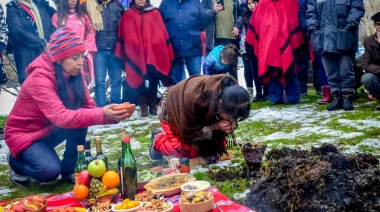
[148, 92, 158, 115]
[138, 95, 149, 117]
[342, 90, 355, 111]
[252, 93, 262, 102]
[327, 90, 342, 111]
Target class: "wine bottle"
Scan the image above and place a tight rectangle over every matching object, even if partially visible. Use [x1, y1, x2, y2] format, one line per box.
[119, 137, 137, 199]
[84, 138, 94, 165]
[75, 145, 86, 183]
[95, 136, 109, 169]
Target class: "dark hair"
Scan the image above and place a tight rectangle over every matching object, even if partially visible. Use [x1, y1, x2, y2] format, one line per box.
[219, 78, 250, 122]
[221, 44, 238, 65]
[54, 63, 85, 109]
[130, 0, 151, 7]
[57, 0, 86, 28]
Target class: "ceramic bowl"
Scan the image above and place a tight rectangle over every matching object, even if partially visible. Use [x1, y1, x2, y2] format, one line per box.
[181, 180, 211, 193]
[112, 103, 135, 114]
[179, 195, 214, 212]
[111, 202, 143, 212]
[142, 202, 173, 212]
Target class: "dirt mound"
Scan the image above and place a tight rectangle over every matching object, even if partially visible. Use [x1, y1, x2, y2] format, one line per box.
[247, 144, 380, 212]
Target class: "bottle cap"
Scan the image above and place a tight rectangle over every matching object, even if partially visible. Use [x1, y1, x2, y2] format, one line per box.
[123, 137, 131, 143]
[77, 145, 84, 151]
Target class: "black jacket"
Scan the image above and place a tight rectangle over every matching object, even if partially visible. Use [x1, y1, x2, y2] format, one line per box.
[95, 0, 124, 50]
[6, 0, 56, 84]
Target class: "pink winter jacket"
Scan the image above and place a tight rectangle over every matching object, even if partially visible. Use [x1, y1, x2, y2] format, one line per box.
[5, 54, 115, 158]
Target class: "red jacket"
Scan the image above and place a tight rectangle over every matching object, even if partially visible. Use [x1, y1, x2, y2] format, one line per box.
[5, 54, 114, 158]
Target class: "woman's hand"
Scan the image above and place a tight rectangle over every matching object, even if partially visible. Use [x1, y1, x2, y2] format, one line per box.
[214, 3, 224, 13]
[103, 104, 132, 121]
[214, 120, 237, 134]
[232, 27, 240, 37]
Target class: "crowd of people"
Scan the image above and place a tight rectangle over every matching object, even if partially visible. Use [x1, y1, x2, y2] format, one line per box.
[0, 0, 380, 185]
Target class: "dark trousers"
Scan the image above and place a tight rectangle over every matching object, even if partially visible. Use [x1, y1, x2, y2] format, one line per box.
[243, 53, 254, 88]
[268, 67, 300, 104]
[361, 73, 380, 99]
[8, 127, 87, 182]
[296, 41, 309, 92]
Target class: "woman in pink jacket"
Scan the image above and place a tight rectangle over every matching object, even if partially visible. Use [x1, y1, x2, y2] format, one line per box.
[5, 27, 131, 186]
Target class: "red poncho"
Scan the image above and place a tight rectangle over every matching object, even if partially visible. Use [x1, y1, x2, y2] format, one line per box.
[115, 6, 174, 88]
[246, 0, 304, 85]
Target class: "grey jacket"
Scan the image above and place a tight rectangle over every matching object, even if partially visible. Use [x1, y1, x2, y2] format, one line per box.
[306, 0, 364, 54]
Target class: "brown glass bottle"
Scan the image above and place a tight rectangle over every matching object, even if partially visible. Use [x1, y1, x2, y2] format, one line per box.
[95, 136, 109, 169]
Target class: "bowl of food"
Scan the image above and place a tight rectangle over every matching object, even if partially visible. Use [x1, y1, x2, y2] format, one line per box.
[179, 191, 214, 212]
[181, 181, 211, 193]
[112, 103, 135, 114]
[77, 192, 119, 208]
[1, 195, 47, 212]
[88, 202, 113, 212]
[111, 200, 142, 212]
[135, 191, 164, 203]
[143, 200, 173, 212]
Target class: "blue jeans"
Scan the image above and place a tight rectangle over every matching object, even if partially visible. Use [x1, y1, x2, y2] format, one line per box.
[361, 73, 380, 99]
[321, 52, 354, 92]
[8, 127, 87, 182]
[94, 50, 123, 106]
[269, 67, 300, 104]
[171, 56, 201, 85]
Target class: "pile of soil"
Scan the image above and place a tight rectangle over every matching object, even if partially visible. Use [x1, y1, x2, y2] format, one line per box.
[247, 144, 380, 212]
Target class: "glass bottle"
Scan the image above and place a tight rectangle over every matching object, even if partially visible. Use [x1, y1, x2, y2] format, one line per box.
[84, 138, 94, 165]
[95, 136, 108, 169]
[75, 145, 86, 183]
[119, 137, 137, 199]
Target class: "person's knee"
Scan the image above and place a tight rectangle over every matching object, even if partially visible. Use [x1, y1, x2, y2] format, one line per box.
[34, 162, 62, 182]
[361, 73, 374, 87]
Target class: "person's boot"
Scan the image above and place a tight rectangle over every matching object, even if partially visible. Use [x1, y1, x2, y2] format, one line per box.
[366, 92, 377, 101]
[252, 93, 262, 102]
[139, 95, 149, 117]
[327, 90, 342, 111]
[8, 153, 30, 186]
[148, 93, 158, 115]
[318, 85, 332, 105]
[342, 90, 355, 111]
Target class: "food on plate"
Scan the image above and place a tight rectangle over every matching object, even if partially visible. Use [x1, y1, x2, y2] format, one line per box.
[181, 181, 210, 192]
[144, 174, 194, 191]
[135, 191, 164, 202]
[180, 191, 213, 204]
[113, 199, 141, 210]
[2, 195, 46, 212]
[143, 199, 171, 211]
[90, 201, 112, 212]
[51, 207, 86, 212]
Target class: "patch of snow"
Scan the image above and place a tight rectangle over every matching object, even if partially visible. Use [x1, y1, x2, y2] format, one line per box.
[338, 119, 380, 130]
[233, 189, 250, 200]
[0, 187, 15, 195]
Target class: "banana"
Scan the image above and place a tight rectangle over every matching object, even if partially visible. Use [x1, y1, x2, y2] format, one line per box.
[73, 207, 87, 212]
[96, 188, 119, 198]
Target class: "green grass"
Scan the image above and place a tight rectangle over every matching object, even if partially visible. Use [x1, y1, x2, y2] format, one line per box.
[1, 90, 380, 203]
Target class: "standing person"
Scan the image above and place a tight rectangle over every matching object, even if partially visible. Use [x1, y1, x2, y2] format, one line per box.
[115, 0, 174, 117]
[203, 44, 239, 78]
[93, 0, 124, 107]
[201, 0, 224, 54]
[307, 0, 364, 111]
[246, 0, 304, 104]
[5, 28, 132, 186]
[6, 0, 56, 84]
[361, 12, 380, 110]
[52, 0, 97, 86]
[150, 74, 250, 160]
[159, 0, 214, 85]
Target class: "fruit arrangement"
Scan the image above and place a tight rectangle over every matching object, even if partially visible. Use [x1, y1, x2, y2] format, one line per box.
[180, 191, 213, 204]
[113, 199, 141, 210]
[74, 159, 120, 200]
[51, 207, 86, 212]
[1, 195, 46, 212]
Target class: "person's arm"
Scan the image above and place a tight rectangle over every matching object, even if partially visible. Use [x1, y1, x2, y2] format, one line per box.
[306, 0, 319, 33]
[198, 2, 215, 29]
[6, 7, 46, 52]
[203, 53, 216, 75]
[84, 15, 97, 52]
[344, 0, 365, 31]
[28, 69, 110, 128]
[234, 1, 243, 32]
[362, 39, 380, 75]
[200, 0, 217, 27]
[299, 0, 307, 31]
[0, 4, 8, 52]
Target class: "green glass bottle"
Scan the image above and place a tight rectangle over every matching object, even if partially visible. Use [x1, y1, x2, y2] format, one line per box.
[75, 145, 86, 183]
[119, 137, 137, 199]
[95, 136, 109, 169]
[84, 139, 94, 166]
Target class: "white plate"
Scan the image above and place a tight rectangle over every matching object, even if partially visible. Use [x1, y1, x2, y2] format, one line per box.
[181, 180, 211, 193]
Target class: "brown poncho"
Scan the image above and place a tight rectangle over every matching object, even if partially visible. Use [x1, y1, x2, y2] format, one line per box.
[163, 74, 238, 147]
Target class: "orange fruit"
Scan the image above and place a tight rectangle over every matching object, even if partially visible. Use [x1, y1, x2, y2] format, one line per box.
[102, 171, 120, 189]
[132, 201, 140, 207]
[125, 202, 135, 209]
[73, 184, 89, 200]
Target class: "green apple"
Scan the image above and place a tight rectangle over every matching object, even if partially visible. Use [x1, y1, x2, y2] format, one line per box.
[87, 159, 107, 178]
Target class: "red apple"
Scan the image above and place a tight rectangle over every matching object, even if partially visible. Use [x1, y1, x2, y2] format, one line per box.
[87, 159, 106, 178]
[77, 170, 92, 186]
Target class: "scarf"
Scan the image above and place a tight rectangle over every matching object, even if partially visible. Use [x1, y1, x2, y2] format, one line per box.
[86, 0, 103, 31]
[18, 0, 44, 39]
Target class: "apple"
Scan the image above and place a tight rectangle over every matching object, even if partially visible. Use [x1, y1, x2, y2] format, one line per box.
[77, 170, 92, 186]
[87, 159, 106, 178]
